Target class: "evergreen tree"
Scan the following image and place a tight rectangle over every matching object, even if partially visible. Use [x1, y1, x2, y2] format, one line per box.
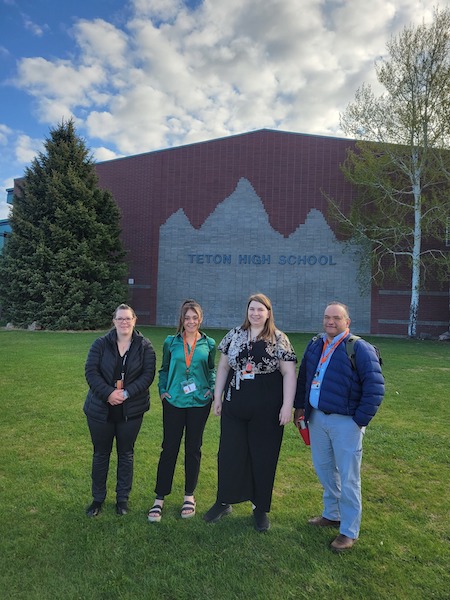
[0, 119, 128, 330]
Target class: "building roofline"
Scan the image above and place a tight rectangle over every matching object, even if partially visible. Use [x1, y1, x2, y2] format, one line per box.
[96, 128, 355, 167]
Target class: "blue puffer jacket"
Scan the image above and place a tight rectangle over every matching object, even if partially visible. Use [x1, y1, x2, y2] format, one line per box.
[84, 328, 156, 422]
[294, 333, 384, 427]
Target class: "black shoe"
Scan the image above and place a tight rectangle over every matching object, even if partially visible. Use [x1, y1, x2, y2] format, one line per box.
[203, 501, 232, 523]
[253, 508, 270, 532]
[116, 501, 128, 516]
[86, 501, 102, 517]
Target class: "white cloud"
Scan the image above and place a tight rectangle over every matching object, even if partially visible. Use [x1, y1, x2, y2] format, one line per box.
[6, 0, 440, 172]
[0, 124, 13, 145]
[15, 57, 106, 103]
[73, 19, 129, 70]
[0, 202, 12, 220]
[131, 0, 185, 21]
[0, 172, 13, 219]
[15, 134, 43, 164]
[2, 176, 15, 189]
[22, 14, 48, 37]
[92, 146, 123, 162]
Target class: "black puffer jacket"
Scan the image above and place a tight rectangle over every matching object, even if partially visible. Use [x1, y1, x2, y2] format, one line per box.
[84, 328, 156, 422]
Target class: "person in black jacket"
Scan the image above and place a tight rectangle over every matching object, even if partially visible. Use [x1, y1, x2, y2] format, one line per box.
[84, 304, 156, 517]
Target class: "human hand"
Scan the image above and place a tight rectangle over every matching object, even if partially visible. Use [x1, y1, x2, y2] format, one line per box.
[293, 408, 305, 426]
[213, 397, 222, 416]
[160, 392, 171, 401]
[108, 389, 125, 405]
[279, 404, 293, 426]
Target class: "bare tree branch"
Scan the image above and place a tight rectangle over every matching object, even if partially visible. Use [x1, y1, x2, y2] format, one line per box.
[331, 8, 450, 336]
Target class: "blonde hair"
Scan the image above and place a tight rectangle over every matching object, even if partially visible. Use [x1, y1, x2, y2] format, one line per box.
[176, 299, 204, 334]
[241, 293, 276, 341]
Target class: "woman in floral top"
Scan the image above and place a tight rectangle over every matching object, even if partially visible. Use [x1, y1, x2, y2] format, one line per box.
[204, 293, 297, 532]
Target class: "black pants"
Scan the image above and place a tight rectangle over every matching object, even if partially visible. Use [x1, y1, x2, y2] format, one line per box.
[217, 378, 284, 513]
[87, 415, 143, 503]
[154, 399, 211, 497]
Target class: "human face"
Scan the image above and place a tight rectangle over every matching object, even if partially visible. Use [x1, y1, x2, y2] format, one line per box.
[184, 308, 201, 334]
[323, 304, 350, 341]
[248, 300, 270, 330]
[114, 309, 136, 334]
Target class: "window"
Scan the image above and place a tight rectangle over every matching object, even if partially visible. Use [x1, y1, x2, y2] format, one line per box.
[0, 220, 11, 254]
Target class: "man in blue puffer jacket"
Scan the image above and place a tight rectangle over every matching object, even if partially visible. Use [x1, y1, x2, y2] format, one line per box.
[294, 301, 384, 552]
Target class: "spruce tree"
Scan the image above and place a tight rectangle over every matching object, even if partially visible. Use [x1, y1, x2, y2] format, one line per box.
[0, 119, 128, 330]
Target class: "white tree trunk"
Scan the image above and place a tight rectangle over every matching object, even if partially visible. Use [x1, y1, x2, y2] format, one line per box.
[408, 179, 422, 337]
[409, 258, 420, 337]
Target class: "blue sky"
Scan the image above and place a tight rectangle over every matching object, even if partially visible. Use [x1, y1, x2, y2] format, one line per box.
[0, 0, 440, 219]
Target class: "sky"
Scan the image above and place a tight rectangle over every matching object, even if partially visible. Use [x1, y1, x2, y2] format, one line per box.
[0, 0, 442, 219]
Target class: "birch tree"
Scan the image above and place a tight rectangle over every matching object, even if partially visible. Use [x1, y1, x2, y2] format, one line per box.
[330, 7, 450, 337]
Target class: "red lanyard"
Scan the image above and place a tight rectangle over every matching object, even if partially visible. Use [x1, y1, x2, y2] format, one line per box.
[319, 329, 349, 366]
[183, 332, 198, 373]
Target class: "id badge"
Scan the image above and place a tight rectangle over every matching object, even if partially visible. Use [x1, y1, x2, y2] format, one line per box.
[116, 380, 124, 389]
[241, 371, 255, 380]
[181, 378, 197, 394]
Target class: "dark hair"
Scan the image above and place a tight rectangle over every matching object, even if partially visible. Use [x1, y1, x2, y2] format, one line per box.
[113, 304, 137, 320]
[241, 293, 276, 341]
[176, 299, 203, 334]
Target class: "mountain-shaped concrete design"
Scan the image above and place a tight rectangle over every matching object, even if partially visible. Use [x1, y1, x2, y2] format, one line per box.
[157, 178, 370, 332]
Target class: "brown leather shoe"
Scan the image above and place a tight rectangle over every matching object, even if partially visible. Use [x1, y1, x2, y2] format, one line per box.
[308, 516, 341, 527]
[330, 534, 357, 552]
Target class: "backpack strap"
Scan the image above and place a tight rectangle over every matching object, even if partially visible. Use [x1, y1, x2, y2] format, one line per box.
[311, 333, 363, 371]
[345, 335, 361, 370]
[311, 333, 323, 344]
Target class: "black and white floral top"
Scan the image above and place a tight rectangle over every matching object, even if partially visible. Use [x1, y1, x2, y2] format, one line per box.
[218, 327, 296, 397]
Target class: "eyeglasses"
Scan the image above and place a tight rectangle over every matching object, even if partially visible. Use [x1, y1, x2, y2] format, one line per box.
[115, 317, 134, 322]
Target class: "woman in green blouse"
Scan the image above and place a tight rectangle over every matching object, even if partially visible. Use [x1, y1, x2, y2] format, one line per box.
[148, 300, 216, 522]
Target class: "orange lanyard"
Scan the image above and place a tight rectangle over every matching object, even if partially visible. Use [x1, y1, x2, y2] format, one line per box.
[319, 329, 349, 366]
[183, 332, 198, 373]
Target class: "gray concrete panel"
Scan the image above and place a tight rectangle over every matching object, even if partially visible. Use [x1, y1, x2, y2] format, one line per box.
[156, 178, 370, 333]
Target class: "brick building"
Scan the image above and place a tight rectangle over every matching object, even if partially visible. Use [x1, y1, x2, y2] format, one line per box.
[84, 129, 447, 335]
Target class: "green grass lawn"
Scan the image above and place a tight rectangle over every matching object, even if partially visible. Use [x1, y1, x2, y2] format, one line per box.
[1, 328, 449, 600]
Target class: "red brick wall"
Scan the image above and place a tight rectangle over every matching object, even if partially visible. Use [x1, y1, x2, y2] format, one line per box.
[94, 129, 449, 335]
[95, 130, 356, 324]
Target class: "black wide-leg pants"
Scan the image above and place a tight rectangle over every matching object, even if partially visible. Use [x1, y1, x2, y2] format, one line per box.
[216, 373, 284, 513]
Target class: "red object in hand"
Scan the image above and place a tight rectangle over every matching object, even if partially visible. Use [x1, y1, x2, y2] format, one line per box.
[297, 416, 310, 446]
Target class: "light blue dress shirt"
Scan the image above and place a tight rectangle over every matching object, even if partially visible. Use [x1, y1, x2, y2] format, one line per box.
[309, 330, 348, 409]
